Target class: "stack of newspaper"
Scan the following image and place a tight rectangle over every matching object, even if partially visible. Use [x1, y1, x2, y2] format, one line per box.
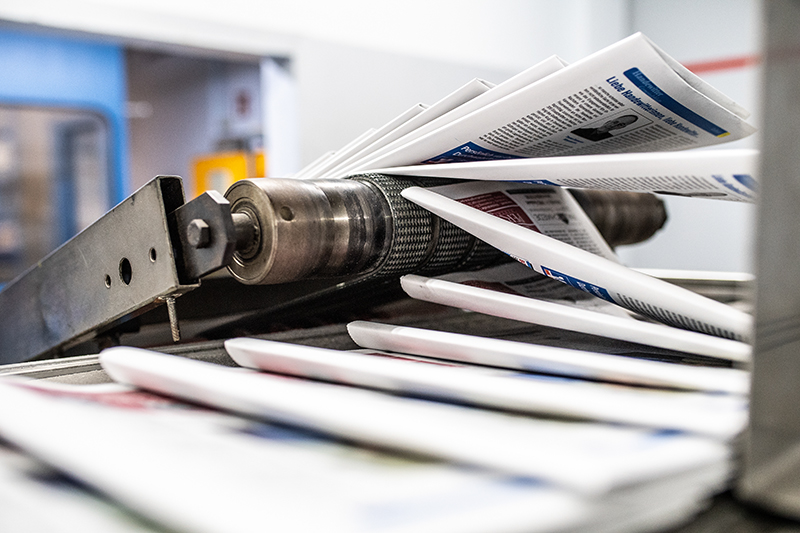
[0, 32, 756, 532]
[0, 338, 744, 533]
[294, 31, 757, 352]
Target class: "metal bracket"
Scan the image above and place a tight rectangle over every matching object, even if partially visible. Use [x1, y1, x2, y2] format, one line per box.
[0, 176, 199, 364]
[169, 190, 238, 283]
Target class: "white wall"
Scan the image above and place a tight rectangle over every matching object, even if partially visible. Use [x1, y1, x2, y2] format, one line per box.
[0, 0, 628, 69]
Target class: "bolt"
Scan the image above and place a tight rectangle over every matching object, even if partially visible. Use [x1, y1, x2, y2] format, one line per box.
[187, 219, 210, 248]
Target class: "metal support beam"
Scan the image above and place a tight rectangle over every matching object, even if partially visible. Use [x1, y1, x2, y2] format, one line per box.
[0, 177, 197, 364]
[740, 0, 800, 518]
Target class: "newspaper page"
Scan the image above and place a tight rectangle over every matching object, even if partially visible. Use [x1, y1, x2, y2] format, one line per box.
[298, 103, 426, 179]
[575, 460, 731, 533]
[0, 378, 732, 533]
[332, 56, 568, 178]
[433, 262, 625, 309]
[98, 347, 728, 496]
[399, 267, 752, 362]
[0, 441, 160, 533]
[372, 148, 758, 202]
[422, 181, 619, 260]
[223, 337, 747, 439]
[318, 79, 494, 179]
[294, 129, 374, 178]
[346, 320, 749, 394]
[402, 186, 753, 342]
[290, 149, 335, 179]
[349, 33, 755, 174]
[0, 378, 588, 533]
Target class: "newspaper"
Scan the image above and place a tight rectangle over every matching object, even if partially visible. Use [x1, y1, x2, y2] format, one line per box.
[313, 104, 428, 176]
[297, 128, 377, 178]
[296, 128, 381, 178]
[296, 104, 424, 179]
[223, 337, 747, 439]
[0, 379, 588, 533]
[399, 268, 752, 363]
[371, 148, 758, 202]
[401, 185, 753, 342]
[318, 78, 493, 179]
[343, 32, 754, 175]
[346, 321, 749, 394]
[295, 103, 425, 178]
[0, 375, 734, 533]
[433, 262, 627, 309]
[418, 180, 619, 260]
[0, 441, 159, 533]
[97, 347, 729, 496]
[329, 55, 568, 178]
[300, 78, 492, 179]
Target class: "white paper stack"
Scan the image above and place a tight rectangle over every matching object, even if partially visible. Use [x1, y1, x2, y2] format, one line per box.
[223, 337, 746, 439]
[0, 378, 585, 533]
[345, 321, 749, 394]
[0, 438, 157, 533]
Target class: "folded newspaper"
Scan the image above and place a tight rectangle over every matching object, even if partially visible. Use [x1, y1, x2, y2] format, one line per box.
[0, 370, 732, 533]
[0, 379, 585, 533]
[345, 320, 750, 393]
[402, 183, 753, 342]
[296, 55, 568, 179]
[294, 32, 754, 181]
[222, 337, 747, 439]
[371, 149, 758, 202]
[288, 32, 757, 350]
[0, 438, 159, 533]
[97, 347, 729, 497]
[399, 267, 752, 362]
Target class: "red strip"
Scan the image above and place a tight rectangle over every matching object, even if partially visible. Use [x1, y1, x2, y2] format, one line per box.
[684, 55, 760, 74]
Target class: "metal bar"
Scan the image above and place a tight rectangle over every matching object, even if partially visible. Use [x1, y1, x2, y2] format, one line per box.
[0, 176, 197, 364]
[739, 0, 800, 518]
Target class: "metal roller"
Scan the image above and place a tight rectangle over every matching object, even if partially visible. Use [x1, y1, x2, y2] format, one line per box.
[223, 174, 668, 286]
[0, 174, 667, 363]
[224, 175, 497, 285]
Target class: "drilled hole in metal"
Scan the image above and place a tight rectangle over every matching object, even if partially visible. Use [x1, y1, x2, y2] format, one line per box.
[119, 258, 132, 285]
[279, 206, 294, 221]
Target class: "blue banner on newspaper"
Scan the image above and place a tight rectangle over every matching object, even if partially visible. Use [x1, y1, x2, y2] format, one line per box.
[711, 174, 755, 200]
[623, 67, 730, 138]
[518, 179, 560, 186]
[424, 142, 522, 164]
[541, 266, 616, 303]
[733, 174, 757, 191]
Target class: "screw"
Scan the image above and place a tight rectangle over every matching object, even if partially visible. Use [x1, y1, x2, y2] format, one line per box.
[187, 219, 210, 248]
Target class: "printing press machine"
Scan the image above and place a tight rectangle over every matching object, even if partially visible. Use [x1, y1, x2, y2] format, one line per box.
[0, 172, 791, 532]
[6, 2, 800, 530]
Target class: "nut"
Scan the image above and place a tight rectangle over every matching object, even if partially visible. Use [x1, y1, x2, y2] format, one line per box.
[186, 219, 210, 248]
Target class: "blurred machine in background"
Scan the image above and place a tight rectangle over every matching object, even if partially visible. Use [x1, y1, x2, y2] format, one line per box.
[0, 107, 109, 283]
[193, 150, 266, 197]
[0, 30, 125, 284]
